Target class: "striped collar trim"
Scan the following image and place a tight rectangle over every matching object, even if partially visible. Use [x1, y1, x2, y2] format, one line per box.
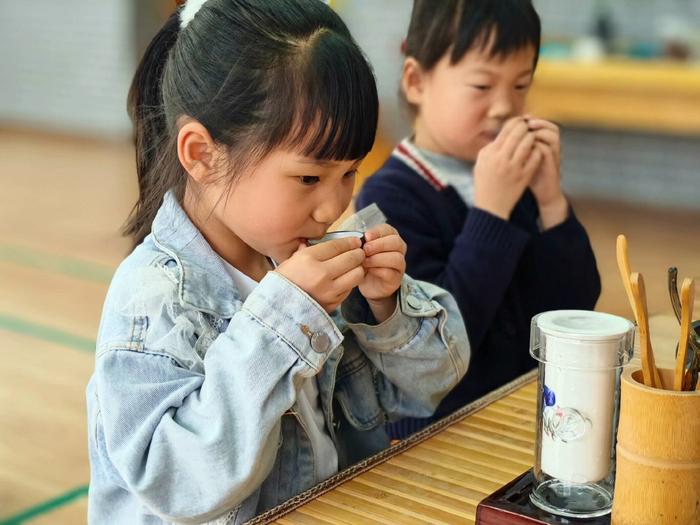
[392, 138, 448, 191]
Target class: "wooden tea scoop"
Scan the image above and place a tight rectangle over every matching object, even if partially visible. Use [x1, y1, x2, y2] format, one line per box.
[616, 235, 638, 321]
[630, 272, 663, 389]
[674, 278, 694, 391]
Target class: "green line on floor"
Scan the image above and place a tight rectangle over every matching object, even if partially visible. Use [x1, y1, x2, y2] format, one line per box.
[0, 485, 89, 525]
[0, 314, 95, 353]
[0, 243, 114, 284]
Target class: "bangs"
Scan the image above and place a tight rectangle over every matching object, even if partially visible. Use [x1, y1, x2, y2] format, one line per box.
[451, 1, 540, 65]
[262, 29, 379, 162]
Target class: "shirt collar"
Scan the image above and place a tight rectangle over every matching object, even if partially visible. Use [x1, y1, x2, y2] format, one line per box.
[392, 138, 475, 205]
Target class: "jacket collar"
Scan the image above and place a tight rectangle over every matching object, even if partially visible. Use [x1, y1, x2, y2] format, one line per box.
[150, 191, 241, 317]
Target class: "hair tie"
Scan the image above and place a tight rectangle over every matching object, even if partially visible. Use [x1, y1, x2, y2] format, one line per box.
[179, 0, 209, 29]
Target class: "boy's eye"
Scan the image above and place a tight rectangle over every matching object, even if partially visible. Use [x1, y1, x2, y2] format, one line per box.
[515, 84, 530, 91]
[299, 176, 320, 186]
[343, 170, 358, 179]
[472, 85, 490, 91]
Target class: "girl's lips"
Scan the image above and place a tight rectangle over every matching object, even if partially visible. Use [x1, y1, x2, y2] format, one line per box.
[299, 237, 322, 247]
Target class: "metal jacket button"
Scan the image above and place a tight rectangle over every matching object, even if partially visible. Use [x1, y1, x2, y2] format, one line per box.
[300, 324, 332, 353]
[310, 332, 331, 353]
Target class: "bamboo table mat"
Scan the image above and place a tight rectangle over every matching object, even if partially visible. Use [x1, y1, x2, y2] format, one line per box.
[251, 371, 538, 525]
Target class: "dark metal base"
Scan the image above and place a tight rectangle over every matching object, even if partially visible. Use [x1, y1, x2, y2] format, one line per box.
[476, 470, 612, 525]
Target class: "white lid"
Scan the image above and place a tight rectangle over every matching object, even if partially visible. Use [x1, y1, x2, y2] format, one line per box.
[536, 310, 633, 342]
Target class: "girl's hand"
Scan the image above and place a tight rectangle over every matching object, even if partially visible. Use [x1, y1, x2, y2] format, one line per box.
[473, 116, 543, 220]
[276, 237, 366, 312]
[526, 117, 568, 229]
[359, 224, 407, 323]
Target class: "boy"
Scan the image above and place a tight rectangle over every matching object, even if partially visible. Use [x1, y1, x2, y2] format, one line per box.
[357, 0, 601, 438]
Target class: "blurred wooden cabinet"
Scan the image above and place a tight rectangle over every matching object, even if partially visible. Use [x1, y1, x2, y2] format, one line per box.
[527, 59, 700, 135]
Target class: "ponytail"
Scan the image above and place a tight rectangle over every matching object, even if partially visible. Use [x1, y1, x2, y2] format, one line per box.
[123, 11, 182, 247]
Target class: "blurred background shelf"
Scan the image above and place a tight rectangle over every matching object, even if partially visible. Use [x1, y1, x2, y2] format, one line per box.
[528, 59, 700, 135]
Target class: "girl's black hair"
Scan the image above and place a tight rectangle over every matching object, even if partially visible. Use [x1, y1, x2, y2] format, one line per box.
[125, 0, 378, 246]
[403, 0, 541, 113]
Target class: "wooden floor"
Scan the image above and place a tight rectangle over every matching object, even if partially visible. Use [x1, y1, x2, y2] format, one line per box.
[0, 129, 698, 523]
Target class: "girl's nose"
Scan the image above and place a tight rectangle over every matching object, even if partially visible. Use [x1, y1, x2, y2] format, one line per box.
[312, 193, 346, 225]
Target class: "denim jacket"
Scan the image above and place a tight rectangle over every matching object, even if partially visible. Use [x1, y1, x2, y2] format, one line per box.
[86, 192, 470, 524]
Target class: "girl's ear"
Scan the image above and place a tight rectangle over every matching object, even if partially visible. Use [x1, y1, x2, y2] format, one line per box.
[177, 120, 220, 184]
[401, 57, 427, 107]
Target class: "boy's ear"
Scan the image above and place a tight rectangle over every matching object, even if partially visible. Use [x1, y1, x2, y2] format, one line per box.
[401, 57, 426, 106]
[177, 120, 219, 184]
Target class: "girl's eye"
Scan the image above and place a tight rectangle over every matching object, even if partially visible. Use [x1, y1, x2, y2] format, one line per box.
[515, 84, 530, 91]
[299, 176, 320, 186]
[471, 85, 490, 91]
[344, 170, 357, 179]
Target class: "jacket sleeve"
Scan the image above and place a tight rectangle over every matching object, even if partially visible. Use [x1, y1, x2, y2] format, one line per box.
[94, 271, 342, 523]
[341, 274, 470, 420]
[357, 174, 531, 352]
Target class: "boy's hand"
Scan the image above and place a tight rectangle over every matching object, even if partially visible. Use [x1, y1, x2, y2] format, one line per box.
[473, 116, 542, 220]
[276, 237, 366, 312]
[359, 224, 407, 323]
[526, 117, 568, 229]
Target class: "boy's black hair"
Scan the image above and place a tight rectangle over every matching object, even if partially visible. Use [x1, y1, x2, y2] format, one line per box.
[124, 0, 378, 246]
[403, 0, 541, 113]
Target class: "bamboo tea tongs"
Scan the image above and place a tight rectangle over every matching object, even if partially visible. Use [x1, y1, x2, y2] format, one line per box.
[617, 234, 663, 388]
[674, 278, 695, 391]
[668, 268, 700, 390]
[616, 235, 638, 321]
[630, 272, 664, 389]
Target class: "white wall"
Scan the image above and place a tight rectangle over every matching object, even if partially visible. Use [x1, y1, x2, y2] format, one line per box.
[335, 0, 412, 142]
[0, 1, 136, 138]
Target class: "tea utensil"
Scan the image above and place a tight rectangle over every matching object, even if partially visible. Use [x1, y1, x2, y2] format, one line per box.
[674, 278, 694, 391]
[630, 272, 663, 389]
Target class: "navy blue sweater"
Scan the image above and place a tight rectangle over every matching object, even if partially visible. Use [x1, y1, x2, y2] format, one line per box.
[356, 152, 601, 438]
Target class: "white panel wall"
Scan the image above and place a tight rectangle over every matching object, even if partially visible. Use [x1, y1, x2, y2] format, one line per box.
[0, 1, 136, 138]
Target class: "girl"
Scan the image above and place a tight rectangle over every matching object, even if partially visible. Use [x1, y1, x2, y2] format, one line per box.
[86, 0, 469, 523]
[357, 0, 600, 439]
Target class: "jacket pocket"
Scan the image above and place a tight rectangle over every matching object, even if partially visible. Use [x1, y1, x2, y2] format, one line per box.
[334, 342, 384, 431]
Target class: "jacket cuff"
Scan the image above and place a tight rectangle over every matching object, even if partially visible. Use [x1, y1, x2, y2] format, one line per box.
[342, 276, 440, 353]
[241, 272, 344, 372]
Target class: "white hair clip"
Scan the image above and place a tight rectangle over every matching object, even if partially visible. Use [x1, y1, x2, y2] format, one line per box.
[179, 0, 209, 29]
